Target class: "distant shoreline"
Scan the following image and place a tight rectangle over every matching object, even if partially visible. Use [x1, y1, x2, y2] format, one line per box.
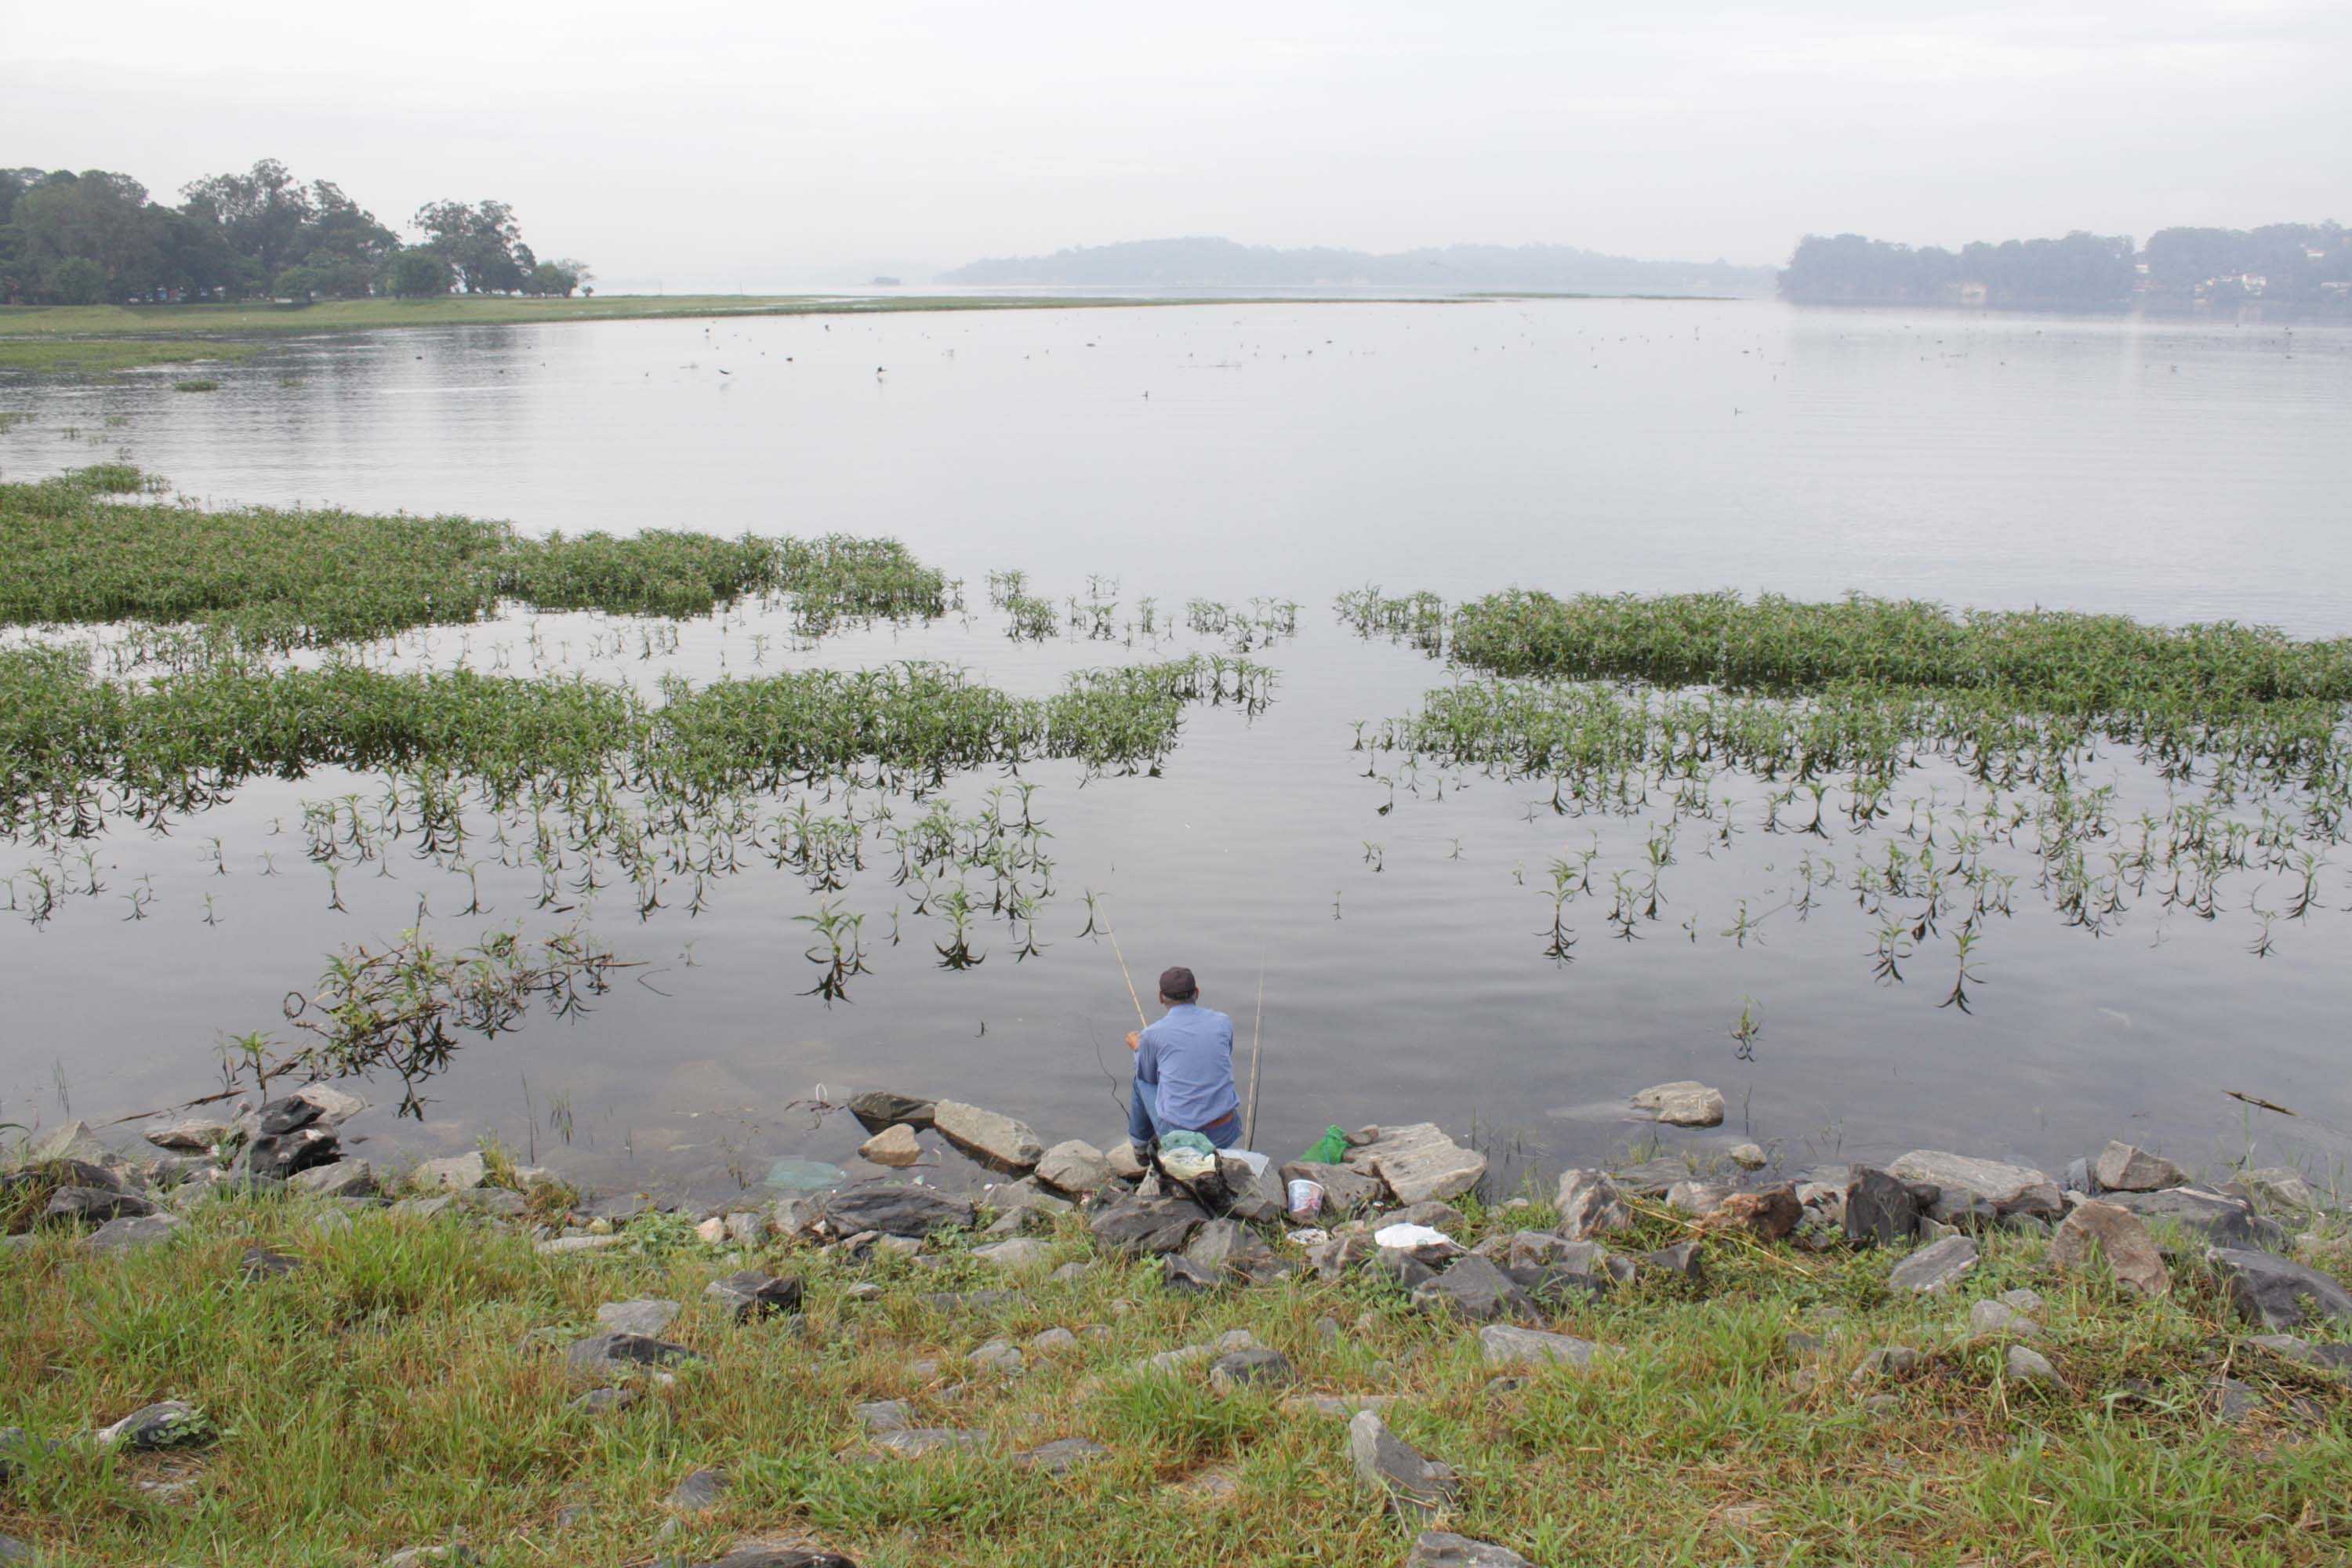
[0, 290, 1748, 377]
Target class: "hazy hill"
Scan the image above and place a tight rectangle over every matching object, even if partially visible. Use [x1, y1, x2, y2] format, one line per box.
[940, 236, 1775, 296]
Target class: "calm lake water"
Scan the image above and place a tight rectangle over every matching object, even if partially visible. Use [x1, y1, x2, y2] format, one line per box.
[5, 298, 2350, 1201]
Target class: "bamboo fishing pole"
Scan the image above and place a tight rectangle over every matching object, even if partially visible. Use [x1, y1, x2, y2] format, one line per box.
[1102, 900, 1149, 1030]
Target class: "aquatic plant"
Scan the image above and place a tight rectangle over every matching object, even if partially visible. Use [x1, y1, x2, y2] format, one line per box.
[0, 466, 943, 652]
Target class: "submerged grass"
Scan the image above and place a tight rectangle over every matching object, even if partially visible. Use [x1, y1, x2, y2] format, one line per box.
[0, 466, 937, 650]
[0, 649, 1274, 836]
[2, 1181, 2347, 1565]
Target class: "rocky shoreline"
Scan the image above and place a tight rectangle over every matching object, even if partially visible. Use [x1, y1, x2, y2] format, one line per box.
[5, 1076, 2350, 1567]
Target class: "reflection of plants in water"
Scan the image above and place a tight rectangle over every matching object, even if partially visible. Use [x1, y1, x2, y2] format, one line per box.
[234, 925, 630, 1114]
[796, 900, 872, 1003]
[1348, 586, 2352, 1002]
[1730, 996, 1763, 1062]
[934, 884, 984, 970]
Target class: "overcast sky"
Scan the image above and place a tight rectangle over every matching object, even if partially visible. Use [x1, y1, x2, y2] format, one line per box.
[8, 0, 2347, 282]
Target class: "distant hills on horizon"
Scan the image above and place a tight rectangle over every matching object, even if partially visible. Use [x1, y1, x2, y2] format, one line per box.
[939, 236, 1777, 296]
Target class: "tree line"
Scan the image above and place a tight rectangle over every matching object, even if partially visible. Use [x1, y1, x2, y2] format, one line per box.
[1780, 223, 2351, 310]
[0, 159, 591, 307]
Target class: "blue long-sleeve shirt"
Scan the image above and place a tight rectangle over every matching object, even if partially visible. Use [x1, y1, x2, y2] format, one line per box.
[1135, 1003, 1240, 1131]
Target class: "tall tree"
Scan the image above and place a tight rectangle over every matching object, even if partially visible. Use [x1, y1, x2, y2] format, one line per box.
[412, 199, 527, 293]
[180, 158, 317, 291]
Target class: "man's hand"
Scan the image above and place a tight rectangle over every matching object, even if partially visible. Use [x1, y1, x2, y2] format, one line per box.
[1124, 1030, 1141, 1052]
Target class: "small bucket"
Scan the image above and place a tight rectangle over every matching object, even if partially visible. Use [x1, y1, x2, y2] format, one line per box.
[1286, 1178, 1325, 1219]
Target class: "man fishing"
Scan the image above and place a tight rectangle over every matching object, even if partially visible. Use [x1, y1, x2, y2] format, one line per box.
[1124, 964, 1243, 1150]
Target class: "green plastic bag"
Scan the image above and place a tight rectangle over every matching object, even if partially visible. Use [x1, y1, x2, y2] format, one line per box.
[1301, 1125, 1348, 1165]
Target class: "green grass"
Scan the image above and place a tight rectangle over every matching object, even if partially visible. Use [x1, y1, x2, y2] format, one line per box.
[0, 466, 926, 650]
[0, 648, 1272, 837]
[2, 1185, 2346, 1565]
[0, 339, 261, 375]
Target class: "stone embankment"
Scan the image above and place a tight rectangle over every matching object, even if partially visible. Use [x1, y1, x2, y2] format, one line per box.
[3, 1078, 2349, 1566]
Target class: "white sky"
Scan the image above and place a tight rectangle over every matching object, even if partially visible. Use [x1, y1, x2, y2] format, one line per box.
[6, 0, 2347, 281]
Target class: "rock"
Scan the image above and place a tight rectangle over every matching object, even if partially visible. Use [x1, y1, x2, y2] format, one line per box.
[1015, 1436, 1110, 1474]
[1279, 1160, 1385, 1217]
[2051, 1200, 2170, 1298]
[2095, 1141, 2187, 1193]
[1666, 1180, 1731, 1218]
[96, 1401, 209, 1450]
[1348, 1410, 1460, 1520]
[1344, 1123, 1487, 1205]
[1643, 1240, 1705, 1282]
[564, 1332, 700, 1377]
[694, 1216, 728, 1243]
[1843, 1167, 1920, 1248]
[874, 1427, 989, 1458]
[411, 1152, 489, 1191]
[818, 1181, 977, 1238]
[685, 1553, 856, 1568]
[1406, 1533, 1538, 1568]
[1087, 1195, 1209, 1255]
[390, 1196, 454, 1221]
[0, 1536, 28, 1565]
[972, 1236, 1056, 1273]
[2100, 1188, 2282, 1249]
[455, 1187, 527, 1220]
[1198, 1345, 1293, 1392]
[289, 1083, 367, 1123]
[1555, 1169, 1633, 1240]
[1699, 1184, 1802, 1242]
[2249, 1334, 2352, 1373]
[858, 1125, 923, 1168]
[1035, 1139, 1112, 1196]
[1374, 1249, 1439, 1289]
[1853, 1346, 1920, 1381]
[706, 1270, 803, 1322]
[2207, 1375, 2265, 1424]
[571, 1387, 639, 1414]
[143, 1117, 231, 1152]
[1163, 1254, 1227, 1294]
[1967, 1299, 2041, 1338]
[45, 1185, 158, 1225]
[929, 1101, 1044, 1173]
[537, 1234, 626, 1256]
[1411, 1255, 1533, 1323]
[84, 1214, 185, 1254]
[1105, 1139, 1149, 1181]
[2237, 1167, 2325, 1214]
[1025, 1327, 1078, 1354]
[239, 1245, 302, 1279]
[1632, 1081, 1725, 1127]
[381, 1548, 474, 1568]
[848, 1089, 936, 1130]
[968, 1338, 1025, 1374]
[1729, 1142, 1768, 1170]
[989, 1175, 1076, 1217]
[290, 1159, 377, 1199]
[2206, 1247, 2352, 1331]
[1185, 1218, 1279, 1276]
[595, 1299, 681, 1338]
[2005, 1345, 2063, 1388]
[723, 1210, 768, 1246]
[1305, 1231, 1376, 1280]
[854, 1399, 911, 1432]
[666, 1467, 727, 1512]
[583, 1192, 655, 1225]
[27, 1120, 118, 1167]
[1887, 1236, 1977, 1294]
[1479, 1323, 1602, 1371]
[1888, 1151, 2061, 1223]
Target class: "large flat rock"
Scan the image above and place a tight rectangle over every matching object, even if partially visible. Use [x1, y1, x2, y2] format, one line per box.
[1343, 1123, 1486, 1205]
[1889, 1150, 2061, 1221]
[930, 1101, 1044, 1173]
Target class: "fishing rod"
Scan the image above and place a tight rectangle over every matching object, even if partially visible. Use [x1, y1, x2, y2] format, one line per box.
[1101, 899, 1149, 1031]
